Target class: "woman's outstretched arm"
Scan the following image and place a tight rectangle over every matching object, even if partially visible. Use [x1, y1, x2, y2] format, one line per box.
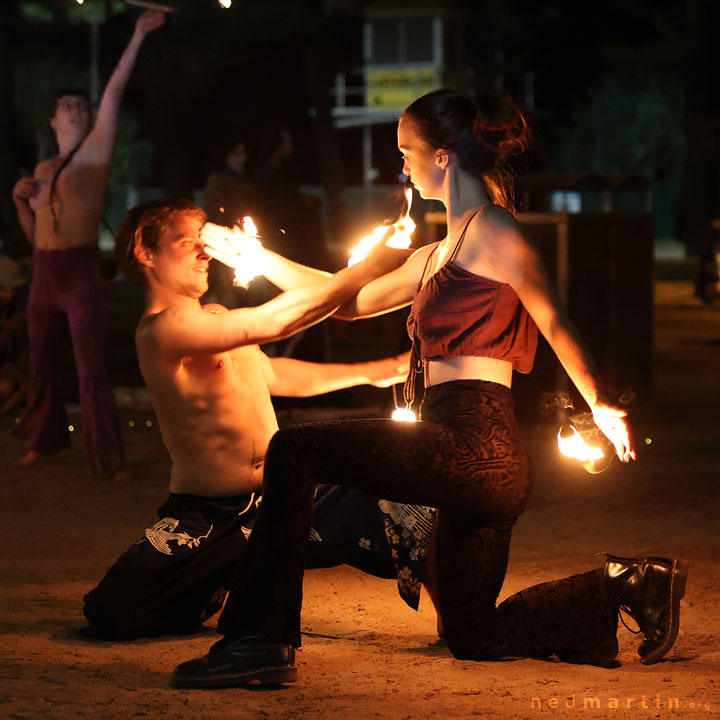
[472, 208, 636, 462]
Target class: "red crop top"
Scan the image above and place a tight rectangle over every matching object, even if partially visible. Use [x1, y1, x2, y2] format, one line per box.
[403, 209, 538, 405]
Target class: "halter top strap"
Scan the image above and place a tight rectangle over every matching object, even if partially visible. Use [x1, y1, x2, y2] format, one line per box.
[402, 207, 482, 409]
[448, 208, 482, 263]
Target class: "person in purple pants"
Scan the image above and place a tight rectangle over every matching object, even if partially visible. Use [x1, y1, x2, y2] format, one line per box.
[11, 10, 165, 479]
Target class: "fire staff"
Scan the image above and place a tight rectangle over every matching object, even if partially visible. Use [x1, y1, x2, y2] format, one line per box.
[11, 10, 165, 479]
[81, 197, 408, 640]
[173, 89, 686, 688]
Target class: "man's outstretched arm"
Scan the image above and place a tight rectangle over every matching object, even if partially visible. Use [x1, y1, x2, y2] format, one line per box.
[201, 221, 331, 290]
[151, 246, 408, 359]
[263, 352, 410, 397]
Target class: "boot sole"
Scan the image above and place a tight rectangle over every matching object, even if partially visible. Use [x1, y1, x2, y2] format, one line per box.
[640, 558, 688, 665]
[171, 664, 298, 689]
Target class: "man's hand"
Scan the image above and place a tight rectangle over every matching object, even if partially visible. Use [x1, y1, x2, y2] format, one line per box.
[134, 9, 166, 38]
[201, 222, 261, 269]
[368, 351, 411, 388]
[12, 177, 37, 207]
[591, 402, 636, 463]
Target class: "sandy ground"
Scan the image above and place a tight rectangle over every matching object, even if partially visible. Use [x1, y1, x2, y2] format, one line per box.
[1, 280, 718, 720]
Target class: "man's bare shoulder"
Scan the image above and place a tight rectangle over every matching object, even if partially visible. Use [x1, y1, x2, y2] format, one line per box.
[136, 309, 165, 351]
[136, 303, 233, 360]
[201, 303, 229, 315]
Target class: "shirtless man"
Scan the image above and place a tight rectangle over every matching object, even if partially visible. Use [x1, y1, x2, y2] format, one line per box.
[82, 197, 408, 640]
[11, 10, 165, 478]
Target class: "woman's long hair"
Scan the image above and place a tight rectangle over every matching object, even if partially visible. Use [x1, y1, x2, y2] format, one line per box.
[402, 89, 531, 211]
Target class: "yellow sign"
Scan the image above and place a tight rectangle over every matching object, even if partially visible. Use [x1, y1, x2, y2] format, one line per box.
[366, 67, 440, 108]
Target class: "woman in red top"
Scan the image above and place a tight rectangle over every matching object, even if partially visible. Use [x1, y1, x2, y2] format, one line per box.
[173, 89, 686, 688]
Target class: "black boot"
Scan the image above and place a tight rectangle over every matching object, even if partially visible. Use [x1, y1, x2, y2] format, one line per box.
[603, 554, 688, 665]
[171, 635, 297, 689]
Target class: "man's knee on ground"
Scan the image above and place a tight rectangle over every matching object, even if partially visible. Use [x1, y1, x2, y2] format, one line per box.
[82, 585, 147, 641]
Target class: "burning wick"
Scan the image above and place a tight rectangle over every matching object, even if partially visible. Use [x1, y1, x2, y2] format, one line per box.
[390, 384, 417, 422]
[556, 425, 613, 474]
[232, 217, 265, 288]
[76, 0, 84, 5]
[392, 407, 417, 423]
[348, 188, 415, 267]
[218, 0, 232, 7]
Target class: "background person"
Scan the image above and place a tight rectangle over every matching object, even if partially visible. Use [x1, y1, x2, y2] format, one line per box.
[0, 255, 30, 415]
[202, 137, 257, 309]
[10, 10, 165, 479]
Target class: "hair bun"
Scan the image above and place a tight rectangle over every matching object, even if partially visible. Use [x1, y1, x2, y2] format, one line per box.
[473, 92, 530, 159]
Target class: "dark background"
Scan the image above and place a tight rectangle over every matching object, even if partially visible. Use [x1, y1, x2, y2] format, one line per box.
[1, 0, 719, 253]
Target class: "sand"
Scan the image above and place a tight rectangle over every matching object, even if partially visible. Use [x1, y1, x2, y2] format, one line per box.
[1, 281, 718, 719]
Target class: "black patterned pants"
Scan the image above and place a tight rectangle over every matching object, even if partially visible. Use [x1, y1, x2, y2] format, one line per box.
[218, 380, 619, 666]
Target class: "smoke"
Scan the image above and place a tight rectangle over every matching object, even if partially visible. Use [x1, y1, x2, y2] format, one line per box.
[539, 388, 636, 448]
[538, 391, 574, 416]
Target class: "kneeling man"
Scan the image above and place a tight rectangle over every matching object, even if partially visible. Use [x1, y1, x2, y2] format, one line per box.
[82, 197, 407, 640]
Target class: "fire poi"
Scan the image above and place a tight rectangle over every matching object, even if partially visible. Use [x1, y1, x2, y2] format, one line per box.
[557, 424, 613, 474]
[347, 188, 416, 267]
[390, 384, 417, 422]
[391, 406, 417, 423]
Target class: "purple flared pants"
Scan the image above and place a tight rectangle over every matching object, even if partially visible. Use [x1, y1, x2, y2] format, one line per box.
[13, 244, 124, 475]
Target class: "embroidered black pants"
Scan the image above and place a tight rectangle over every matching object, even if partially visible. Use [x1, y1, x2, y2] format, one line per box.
[218, 380, 618, 666]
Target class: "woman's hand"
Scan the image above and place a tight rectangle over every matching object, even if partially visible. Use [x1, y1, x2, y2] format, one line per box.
[12, 177, 37, 206]
[134, 9, 166, 38]
[591, 402, 636, 463]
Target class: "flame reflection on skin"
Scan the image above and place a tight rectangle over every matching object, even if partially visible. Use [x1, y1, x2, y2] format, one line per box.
[348, 188, 415, 266]
[232, 216, 265, 288]
[392, 407, 417, 423]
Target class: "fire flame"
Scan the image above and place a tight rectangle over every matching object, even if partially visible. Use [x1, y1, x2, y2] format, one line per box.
[556, 425, 604, 463]
[391, 406, 417, 423]
[348, 188, 415, 267]
[232, 216, 265, 288]
[219, 0, 232, 8]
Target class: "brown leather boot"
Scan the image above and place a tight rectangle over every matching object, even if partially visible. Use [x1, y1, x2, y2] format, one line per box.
[603, 554, 688, 665]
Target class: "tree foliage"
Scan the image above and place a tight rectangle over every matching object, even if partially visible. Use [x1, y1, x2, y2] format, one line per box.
[554, 73, 685, 182]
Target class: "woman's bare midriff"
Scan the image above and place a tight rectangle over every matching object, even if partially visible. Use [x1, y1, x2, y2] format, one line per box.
[425, 355, 513, 389]
[33, 205, 102, 250]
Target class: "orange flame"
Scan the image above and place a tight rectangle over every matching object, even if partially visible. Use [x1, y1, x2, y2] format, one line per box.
[232, 216, 264, 288]
[348, 188, 415, 267]
[391, 406, 417, 423]
[557, 425, 604, 462]
[241, 216, 258, 237]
